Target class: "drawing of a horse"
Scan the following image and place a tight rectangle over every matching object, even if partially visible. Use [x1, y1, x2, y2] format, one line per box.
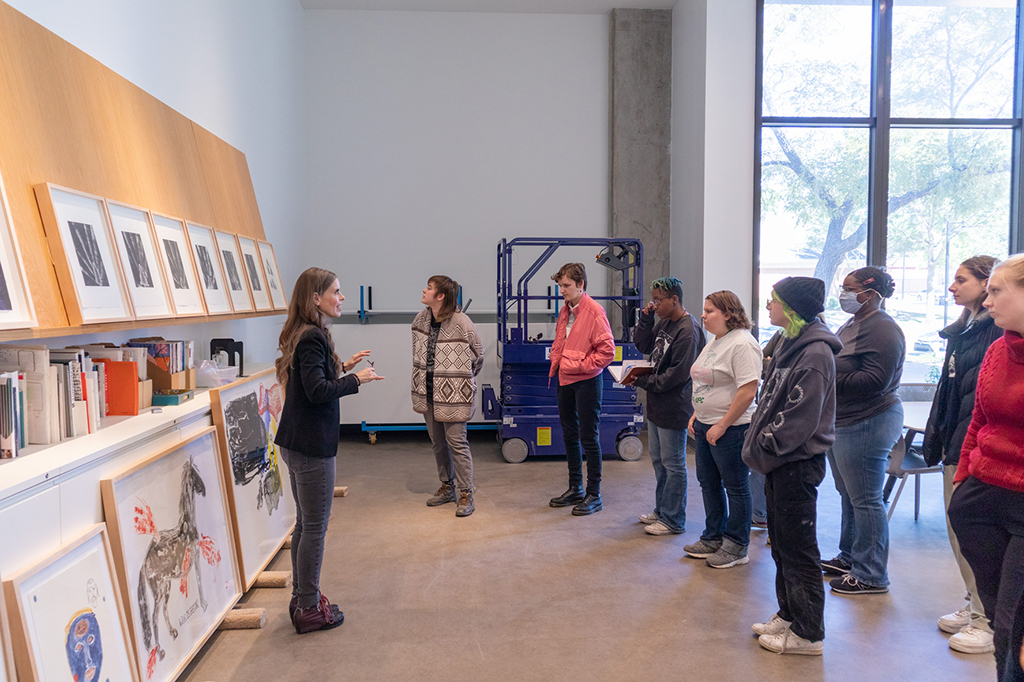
[137, 457, 207, 664]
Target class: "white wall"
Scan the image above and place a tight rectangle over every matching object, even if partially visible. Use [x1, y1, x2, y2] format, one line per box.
[3, 0, 307, 364]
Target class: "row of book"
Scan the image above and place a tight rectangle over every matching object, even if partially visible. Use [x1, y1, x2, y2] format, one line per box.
[0, 338, 194, 459]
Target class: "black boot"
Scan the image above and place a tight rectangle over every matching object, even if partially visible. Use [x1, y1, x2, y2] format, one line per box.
[572, 493, 603, 516]
[549, 487, 585, 507]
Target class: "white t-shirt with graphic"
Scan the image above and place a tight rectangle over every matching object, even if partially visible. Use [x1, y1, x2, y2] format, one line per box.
[690, 328, 763, 425]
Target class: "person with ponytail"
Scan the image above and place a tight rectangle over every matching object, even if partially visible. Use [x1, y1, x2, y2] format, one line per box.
[412, 275, 484, 517]
[923, 255, 1001, 655]
[743, 277, 842, 655]
[821, 267, 905, 597]
[275, 267, 384, 634]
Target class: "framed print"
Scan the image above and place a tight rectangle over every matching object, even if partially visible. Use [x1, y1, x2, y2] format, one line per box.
[151, 214, 205, 318]
[236, 236, 272, 311]
[256, 240, 287, 310]
[0, 170, 36, 330]
[2, 524, 140, 682]
[106, 201, 174, 321]
[0, 571, 16, 682]
[214, 231, 253, 314]
[209, 368, 294, 590]
[101, 427, 240, 682]
[184, 223, 231, 315]
[33, 184, 133, 325]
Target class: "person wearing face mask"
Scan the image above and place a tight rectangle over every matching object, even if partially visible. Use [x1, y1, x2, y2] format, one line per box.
[922, 256, 1001, 655]
[821, 267, 905, 596]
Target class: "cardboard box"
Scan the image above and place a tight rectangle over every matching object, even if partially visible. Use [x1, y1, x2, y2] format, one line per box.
[148, 359, 186, 391]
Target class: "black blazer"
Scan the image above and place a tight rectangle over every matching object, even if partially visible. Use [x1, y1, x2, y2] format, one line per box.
[275, 327, 359, 458]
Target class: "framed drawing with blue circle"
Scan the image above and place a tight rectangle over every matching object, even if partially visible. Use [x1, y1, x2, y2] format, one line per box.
[1, 524, 139, 682]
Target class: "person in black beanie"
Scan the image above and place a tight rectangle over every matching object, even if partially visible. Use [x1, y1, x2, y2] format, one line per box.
[743, 276, 843, 655]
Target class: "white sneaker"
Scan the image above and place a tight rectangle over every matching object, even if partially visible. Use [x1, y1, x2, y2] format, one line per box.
[948, 626, 995, 654]
[638, 510, 659, 525]
[644, 521, 682, 536]
[937, 607, 971, 634]
[752, 614, 792, 636]
[758, 628, 823, 655]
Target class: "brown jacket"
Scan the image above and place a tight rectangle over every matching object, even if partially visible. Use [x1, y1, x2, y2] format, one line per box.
[411, 309, 484, 421]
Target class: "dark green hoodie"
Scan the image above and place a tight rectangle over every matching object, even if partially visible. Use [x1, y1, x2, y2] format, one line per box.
[742, 319, 843, 475]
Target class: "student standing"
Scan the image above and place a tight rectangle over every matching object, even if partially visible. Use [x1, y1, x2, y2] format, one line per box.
[949, 253, 1024, 682]
[922, 256, 1001, 654]
[627, 277, 704, 536]
[275, 267, 384, 634]
[743, 277, 842, 656]
[412, 275, 484, 517]
[547, 263, 616, 516]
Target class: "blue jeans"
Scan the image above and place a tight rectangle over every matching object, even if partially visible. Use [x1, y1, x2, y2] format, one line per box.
[827, 402, 904, 588]
[750, 469, 767, 523]
[557, 375, 603, 495]
[281, 447, 336, 609]
[694, 420, 752, 547]
[647, 424, 687, 532]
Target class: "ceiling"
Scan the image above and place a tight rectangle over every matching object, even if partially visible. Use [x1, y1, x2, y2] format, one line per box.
[298, 0, 678, 14]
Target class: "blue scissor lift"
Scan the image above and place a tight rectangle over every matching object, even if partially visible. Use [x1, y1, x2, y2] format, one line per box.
[481, 237, 646, 463]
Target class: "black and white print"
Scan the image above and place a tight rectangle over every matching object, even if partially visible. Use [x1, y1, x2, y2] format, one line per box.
[196, 244, 219, 290]
[122, 231, 154, 288]
[68, 221, 109, 287]
[0, 261, 12, 311]
[244, 254, 262, 291]
[264, 257, 279, 292]
[222, 250, 242, 292]
[163, 239, 189, 290]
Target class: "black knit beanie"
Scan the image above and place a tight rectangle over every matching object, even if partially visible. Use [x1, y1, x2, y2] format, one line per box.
[773, 276, 825, 322]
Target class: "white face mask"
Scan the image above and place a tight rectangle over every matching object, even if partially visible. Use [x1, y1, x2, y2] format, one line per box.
[839, 290, 865, 314]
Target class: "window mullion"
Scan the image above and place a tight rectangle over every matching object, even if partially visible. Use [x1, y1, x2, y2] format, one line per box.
[867, 0, 892, 268]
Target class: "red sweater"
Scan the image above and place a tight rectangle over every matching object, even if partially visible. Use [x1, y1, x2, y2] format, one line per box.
[955, 330, 1024, 492]
[548, 293, 615, 387]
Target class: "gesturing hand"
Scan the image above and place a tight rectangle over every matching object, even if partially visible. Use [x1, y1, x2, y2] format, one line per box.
[355, 367, 384, 384]
[343, 350, 372, 373]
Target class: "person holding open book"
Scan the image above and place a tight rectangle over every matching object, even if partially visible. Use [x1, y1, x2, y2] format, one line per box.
[626, 276, 704, 536]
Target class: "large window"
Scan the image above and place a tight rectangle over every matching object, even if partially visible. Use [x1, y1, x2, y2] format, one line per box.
[757, 0, 1023, 383]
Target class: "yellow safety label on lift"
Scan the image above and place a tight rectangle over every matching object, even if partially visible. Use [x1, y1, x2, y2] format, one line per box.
[537, 427, 551, 446]
[614, 345, 623, 362]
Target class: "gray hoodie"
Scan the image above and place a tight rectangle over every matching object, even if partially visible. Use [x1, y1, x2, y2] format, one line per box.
[742, 319, 843, 475]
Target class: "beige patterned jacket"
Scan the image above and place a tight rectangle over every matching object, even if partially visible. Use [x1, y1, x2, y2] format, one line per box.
[411, 308, 484, 422]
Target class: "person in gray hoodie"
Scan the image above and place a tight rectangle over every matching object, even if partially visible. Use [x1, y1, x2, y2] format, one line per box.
[743, 276, 842, 656]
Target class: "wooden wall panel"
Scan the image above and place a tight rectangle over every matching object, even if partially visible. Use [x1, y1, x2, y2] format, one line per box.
[0, 1, 266, 331]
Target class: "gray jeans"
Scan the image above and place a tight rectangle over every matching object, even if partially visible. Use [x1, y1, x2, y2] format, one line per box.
[424, 409, 473, 491]
[281, 447, 335, 609]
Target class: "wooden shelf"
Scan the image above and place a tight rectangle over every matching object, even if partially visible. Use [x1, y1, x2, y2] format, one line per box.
[0, 310, 285, 343]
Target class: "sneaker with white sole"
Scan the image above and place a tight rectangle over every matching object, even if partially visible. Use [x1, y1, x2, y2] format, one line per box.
[706, 539, 749, 568]
[937, 607, 971, 634]
[644, 521, 682, 536]
[758, 628, 823, 655]
[948, 625, 995, 654]
[830, 574, 888, 595]
[752, 614, 793, 636]
[683, 538, 722, 558]
[638, 510, 659, 525]
[821, 555, 852, 575]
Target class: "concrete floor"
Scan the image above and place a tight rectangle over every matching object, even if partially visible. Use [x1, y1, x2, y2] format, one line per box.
[182, 431, 995, 682]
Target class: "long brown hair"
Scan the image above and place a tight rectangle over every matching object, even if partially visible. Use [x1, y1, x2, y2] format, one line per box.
[276, 267, 343, 386]
[428, 275, 459, 322]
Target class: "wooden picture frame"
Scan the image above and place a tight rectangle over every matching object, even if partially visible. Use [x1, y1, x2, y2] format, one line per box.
[0, 169, 36, 331]
[209, 368, 294, 591]
[214, 231, 253, 314]
[106, 201, 175, 321]
[0, 571, 16, 682]
[236, 235, 273, 311]
[33, 184, 134, 325]
[256, 240, 287, 310]
[2, 524, 140, 682]
[151, 214, 206, 318]
[101, 427, 241, 682]
[184, 223, 232, 315]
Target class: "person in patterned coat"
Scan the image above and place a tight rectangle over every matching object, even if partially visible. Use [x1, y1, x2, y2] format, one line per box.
[412, 275, 484, 517]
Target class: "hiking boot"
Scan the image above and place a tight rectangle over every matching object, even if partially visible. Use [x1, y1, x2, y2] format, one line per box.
[948, 626, 995, 654]
[427, 481, 456, 506]
[830, 574, 888, 595]
[455, 489, 475, 517]
[752, 614, 792, 636]
[292, 595, 345, 634]
[683, 538, 722, 559]
[706, 539, 749, 569]
[638, 510, 659, 525]
[549, 487, 585, 507]
[821, 555, 852, 575]
[937, 607, 971, 634]
[758, 628, 823, 655]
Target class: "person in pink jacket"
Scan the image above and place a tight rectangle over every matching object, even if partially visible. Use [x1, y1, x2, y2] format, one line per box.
[547, 262, 616, 515]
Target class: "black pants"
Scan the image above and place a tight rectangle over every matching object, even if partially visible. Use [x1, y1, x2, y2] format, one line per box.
[557, 375, 603, 495]
[765, 454, 827, 642]
[949, 476, 1024, 681]
[282, 447, 336, 609]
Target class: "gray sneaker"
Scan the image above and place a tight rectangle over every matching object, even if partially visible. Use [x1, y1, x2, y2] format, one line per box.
[683, 538, 722, 559]
[706, 540, 749, 569]
[427, 481, 455, 506]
